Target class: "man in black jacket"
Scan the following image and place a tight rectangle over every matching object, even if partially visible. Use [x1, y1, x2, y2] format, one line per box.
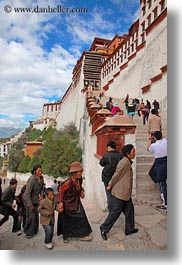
[100, 141, 122, 210]
[0, 178, 21, 235]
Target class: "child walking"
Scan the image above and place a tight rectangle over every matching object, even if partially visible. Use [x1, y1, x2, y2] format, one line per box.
[16, 184, 26, 231]
[38, 188, 57, 249]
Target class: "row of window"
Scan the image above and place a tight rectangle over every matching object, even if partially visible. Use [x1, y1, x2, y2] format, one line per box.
[142, 0, 166, 18]
[102, 33, 138, 72]
[46, 104, 60, 112]
[102, 1, 166, 79]
[102, 41, 138, 78]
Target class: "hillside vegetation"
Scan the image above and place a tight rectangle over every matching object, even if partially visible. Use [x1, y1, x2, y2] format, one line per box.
[7, 123, 82, 178]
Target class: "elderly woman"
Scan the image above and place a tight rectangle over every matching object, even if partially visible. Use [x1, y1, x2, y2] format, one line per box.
[23, 165, 44, 238]
[57, 162, 92, 243]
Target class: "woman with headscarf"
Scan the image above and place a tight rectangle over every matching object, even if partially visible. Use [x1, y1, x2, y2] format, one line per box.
[23, 165, 44, 238]
[57, 162, 92, 243]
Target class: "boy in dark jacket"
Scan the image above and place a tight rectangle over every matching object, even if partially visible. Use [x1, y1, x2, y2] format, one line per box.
[100, 141, 122, 210]
[16, 184, 26, 230]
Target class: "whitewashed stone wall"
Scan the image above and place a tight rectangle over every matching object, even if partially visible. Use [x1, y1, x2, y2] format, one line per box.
[83, 116, 106, 210]
[103, 18, 167, 112]
[56, 63, 86, 130]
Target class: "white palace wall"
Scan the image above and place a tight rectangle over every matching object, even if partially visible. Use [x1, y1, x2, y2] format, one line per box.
[103, 17, 167, 111]
[56, 63, 86, 131]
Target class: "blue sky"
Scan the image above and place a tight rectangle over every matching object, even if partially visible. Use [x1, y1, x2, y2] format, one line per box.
[0, 0, 140, 129]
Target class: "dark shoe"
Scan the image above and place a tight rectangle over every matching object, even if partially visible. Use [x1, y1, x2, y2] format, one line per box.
[156, 205, 167, 210]
[26, 234, 33, 238]
[63, 238, 70, 243]
[125, 228, 139, 236]
[100, 228, 107, 240]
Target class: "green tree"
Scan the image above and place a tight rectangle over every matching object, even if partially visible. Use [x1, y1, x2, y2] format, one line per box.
[8, 143, 25, 172]
[28, 128, 42, 141]
[27, 155, 41, 173]
[41, 132, 82, 177]
[17, 156, 31, 173]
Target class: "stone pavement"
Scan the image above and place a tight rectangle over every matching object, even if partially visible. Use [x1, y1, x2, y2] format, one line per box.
[0, 178, 167, 251]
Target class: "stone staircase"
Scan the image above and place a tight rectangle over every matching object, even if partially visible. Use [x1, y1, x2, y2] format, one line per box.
[92, 91, 167, 205]
[133, 113, 167, 205]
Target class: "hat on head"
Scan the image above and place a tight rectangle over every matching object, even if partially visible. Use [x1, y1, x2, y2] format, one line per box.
[69, 162, 83, 173]
[114, 102, 118, 107]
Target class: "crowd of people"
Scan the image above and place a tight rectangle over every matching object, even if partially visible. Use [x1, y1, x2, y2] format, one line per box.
[0, 163, 93, 249]
[0, 94, 167, 250]
[95, 91, 161, 125]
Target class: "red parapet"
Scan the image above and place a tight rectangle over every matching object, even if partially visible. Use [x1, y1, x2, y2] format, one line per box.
[151, 74, 163, 83]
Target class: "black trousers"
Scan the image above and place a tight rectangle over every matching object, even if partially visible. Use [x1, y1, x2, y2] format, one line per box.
[0, 206, 19, 232]
[159, 180, 167, 206]
[100, 197, 135, 234]
[104, 183, 113, 212]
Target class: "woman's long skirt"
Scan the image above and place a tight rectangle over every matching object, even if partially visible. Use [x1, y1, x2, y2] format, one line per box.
[23, 204, 39, 237]
[57, 202, 92, 240]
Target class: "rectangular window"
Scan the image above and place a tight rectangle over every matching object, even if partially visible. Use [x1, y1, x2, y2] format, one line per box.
[147, 14, 151, 26]
[120, 55, 123, 63]
[160, 0, 165, 11]
[141, 33, 145, 43]
[117, 58, 119, 66]
[148, 0, 152, 9]
[141, 21, 145, 32]
[142, 6, 146, 16]
[153, 6, 158, 19]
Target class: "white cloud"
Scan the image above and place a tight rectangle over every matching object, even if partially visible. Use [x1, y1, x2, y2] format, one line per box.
[0, 0, 140, 129]
[0, 0, 78, 128]
[65, 8, 116, 45]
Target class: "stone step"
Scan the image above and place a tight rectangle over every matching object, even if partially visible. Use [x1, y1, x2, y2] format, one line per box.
[136, 172, 151, 179]
[136, 156, 154, 163]
[136, 183, 158, 192]
[136, 192, 161, 204]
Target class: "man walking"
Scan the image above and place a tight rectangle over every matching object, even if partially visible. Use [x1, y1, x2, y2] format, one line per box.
[0, 179, 21, 235]
[100, 144, 138, 240]
[100, 141, 122, 211]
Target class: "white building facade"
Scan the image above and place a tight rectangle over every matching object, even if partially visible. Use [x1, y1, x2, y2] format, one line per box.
[101, 0, 167, 111]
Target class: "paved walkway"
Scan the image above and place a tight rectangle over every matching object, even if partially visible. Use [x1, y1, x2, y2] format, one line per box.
[0, 180, 167, 251]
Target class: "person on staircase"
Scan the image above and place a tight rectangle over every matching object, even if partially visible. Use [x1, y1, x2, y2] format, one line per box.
[111, 103, 121, 116]
[141, 103, 149, 125]
[123, 94, 129, 110]
[148, 109, 162, 137]
[147, 131, 167, 210]
[105, 97, 113, 112]
[100, 141, 123, 211]
[100, 144, 138, 240]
